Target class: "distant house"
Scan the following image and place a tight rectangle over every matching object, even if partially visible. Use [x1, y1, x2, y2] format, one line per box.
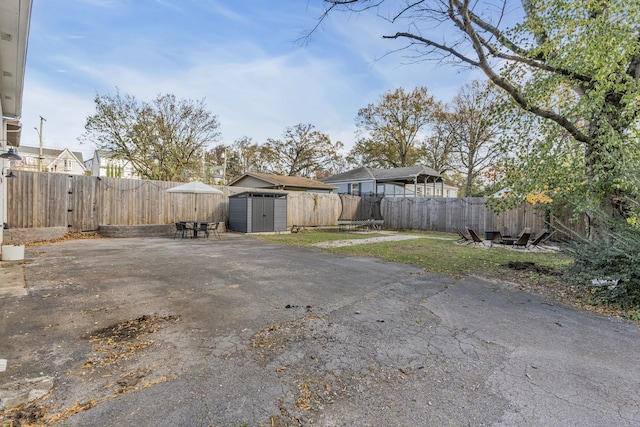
[85, 150, 140, 179]
[229, 172, 337, 193]
[320, 166, 458, 198]
[12, 146, 86, 175]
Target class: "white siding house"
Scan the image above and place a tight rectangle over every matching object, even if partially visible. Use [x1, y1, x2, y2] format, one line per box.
[321, 166, 458, 198]
[86, 150, 140, 179]
[12, 146, 86, 175]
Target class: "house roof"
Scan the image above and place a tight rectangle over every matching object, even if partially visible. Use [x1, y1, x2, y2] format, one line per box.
[321, 166, 442, 184]
[17, 145, 84, 162]
[229, 172, 337, 191]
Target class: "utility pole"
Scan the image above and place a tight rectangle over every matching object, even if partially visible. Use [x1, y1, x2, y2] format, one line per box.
[34, 116, 46, 171]
[222, 149, 227, 185]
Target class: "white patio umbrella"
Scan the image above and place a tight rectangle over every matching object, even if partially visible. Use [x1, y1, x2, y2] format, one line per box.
[167, 181, 224, 195]
[167, 180, 223, 220]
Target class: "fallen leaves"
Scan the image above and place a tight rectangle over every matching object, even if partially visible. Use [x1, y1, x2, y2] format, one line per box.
[25, 232, 104, 247]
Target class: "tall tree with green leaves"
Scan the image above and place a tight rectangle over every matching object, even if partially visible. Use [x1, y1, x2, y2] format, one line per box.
[317, 0, 640, 229]
[261, 123, 345, 178]
[348, 86, 439, 168]
[82, 91, 221, 182]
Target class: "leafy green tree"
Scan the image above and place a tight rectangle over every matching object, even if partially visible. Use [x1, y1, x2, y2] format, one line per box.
[318, 1, 640, 229]
[82, 90, 220, 182]
[261, 123, 345, 178]
[348, 87, 439, 168]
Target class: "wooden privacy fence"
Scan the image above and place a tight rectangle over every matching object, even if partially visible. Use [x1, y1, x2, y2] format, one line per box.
[381, 197, 585, 238]
[339, 194, 383, 221]
[6, 171, 341, 231]
[7, 171, 583, 236]
[381, 197, 545, 236]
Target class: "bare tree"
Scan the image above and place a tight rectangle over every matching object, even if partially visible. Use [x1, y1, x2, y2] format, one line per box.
[82, 91, 220, 182]
[261, 123, 344, 178]
[441, 80, 502, 196]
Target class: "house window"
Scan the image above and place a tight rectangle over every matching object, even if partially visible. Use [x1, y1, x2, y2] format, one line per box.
[350, 183, 360, 196]
[446, 190, 450, 197]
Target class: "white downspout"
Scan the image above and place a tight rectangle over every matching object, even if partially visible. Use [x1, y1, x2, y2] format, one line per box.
[0, 116, 7, 245]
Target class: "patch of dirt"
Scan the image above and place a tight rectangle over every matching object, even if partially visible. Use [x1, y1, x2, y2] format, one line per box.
[88, 314, 179, 342]
[501, 261, 562, 276]
[0, 314, 180, 427]
[313, 234, 425, 248]
[25, 231, 104, 247]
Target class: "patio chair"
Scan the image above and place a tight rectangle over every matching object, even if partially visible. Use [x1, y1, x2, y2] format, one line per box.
[511, 228, 531, 249]
[174, 222, 192, 239]
[196, 222, 210, 239]
[466, 227, 486, 246]
[489, 231, 506, 247]
[208, 222, 221, 240]
[528, 228, 555, 249]
[454, 226, 471, 244]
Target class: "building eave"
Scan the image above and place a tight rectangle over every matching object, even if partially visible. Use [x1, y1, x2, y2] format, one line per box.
[0, 0, 32, 120]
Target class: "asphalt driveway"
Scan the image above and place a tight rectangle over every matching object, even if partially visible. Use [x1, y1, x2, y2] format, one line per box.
[1, 234, 639, 426]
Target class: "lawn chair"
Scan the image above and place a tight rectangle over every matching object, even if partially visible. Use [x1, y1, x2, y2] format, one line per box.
[489, 231, 506, 247]
[454, 226, 471, 244]
[528, 228, 555, 249]
[466, 227, 486, 246]
[511, 228, 531, 249]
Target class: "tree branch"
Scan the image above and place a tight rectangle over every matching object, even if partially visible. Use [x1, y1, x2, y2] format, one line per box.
[454, 0, 592, 144]
[383, 32, 480, 67]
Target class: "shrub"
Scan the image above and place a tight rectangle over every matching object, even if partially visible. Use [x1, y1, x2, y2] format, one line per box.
[565, 218, 640, 310]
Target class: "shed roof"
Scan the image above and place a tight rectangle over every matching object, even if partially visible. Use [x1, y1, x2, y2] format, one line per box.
[230, 190, 288, 198]
[229, 172, 337, 191]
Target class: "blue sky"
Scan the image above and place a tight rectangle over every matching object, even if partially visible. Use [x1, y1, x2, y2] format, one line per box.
[21, 0, 484, 161]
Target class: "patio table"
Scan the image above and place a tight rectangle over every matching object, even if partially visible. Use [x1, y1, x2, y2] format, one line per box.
[180, 221, 201, 238]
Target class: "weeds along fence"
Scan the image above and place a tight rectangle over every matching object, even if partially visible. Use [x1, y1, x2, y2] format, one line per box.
[6, 171, 583, 237]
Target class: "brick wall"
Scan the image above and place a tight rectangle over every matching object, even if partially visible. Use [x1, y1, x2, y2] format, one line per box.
[98, 224, 175, 238]
[3, 227, 69, 244]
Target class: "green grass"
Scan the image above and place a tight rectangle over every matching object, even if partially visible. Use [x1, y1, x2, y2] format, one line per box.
[258, 230, 571, 277]
[260, 230, 572, 287]
[332, 237, 569, 276]
[258, 230, 640, 321]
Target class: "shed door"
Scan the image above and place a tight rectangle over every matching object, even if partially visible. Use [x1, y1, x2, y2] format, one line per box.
[252, 196, 274, 232]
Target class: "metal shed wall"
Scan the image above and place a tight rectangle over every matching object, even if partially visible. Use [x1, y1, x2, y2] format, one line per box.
[228, 192, 287, 233]
[228, 196, 249, 232]
[273, 197, 287, 231]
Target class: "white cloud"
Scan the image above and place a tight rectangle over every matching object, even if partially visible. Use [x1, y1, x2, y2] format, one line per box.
[20, 80, 96, 159]
[20, 0, 491, 163]
[21, 45, 365, 158]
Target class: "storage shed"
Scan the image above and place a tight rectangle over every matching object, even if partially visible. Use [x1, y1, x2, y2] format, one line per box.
[228, 191, 287, 233]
